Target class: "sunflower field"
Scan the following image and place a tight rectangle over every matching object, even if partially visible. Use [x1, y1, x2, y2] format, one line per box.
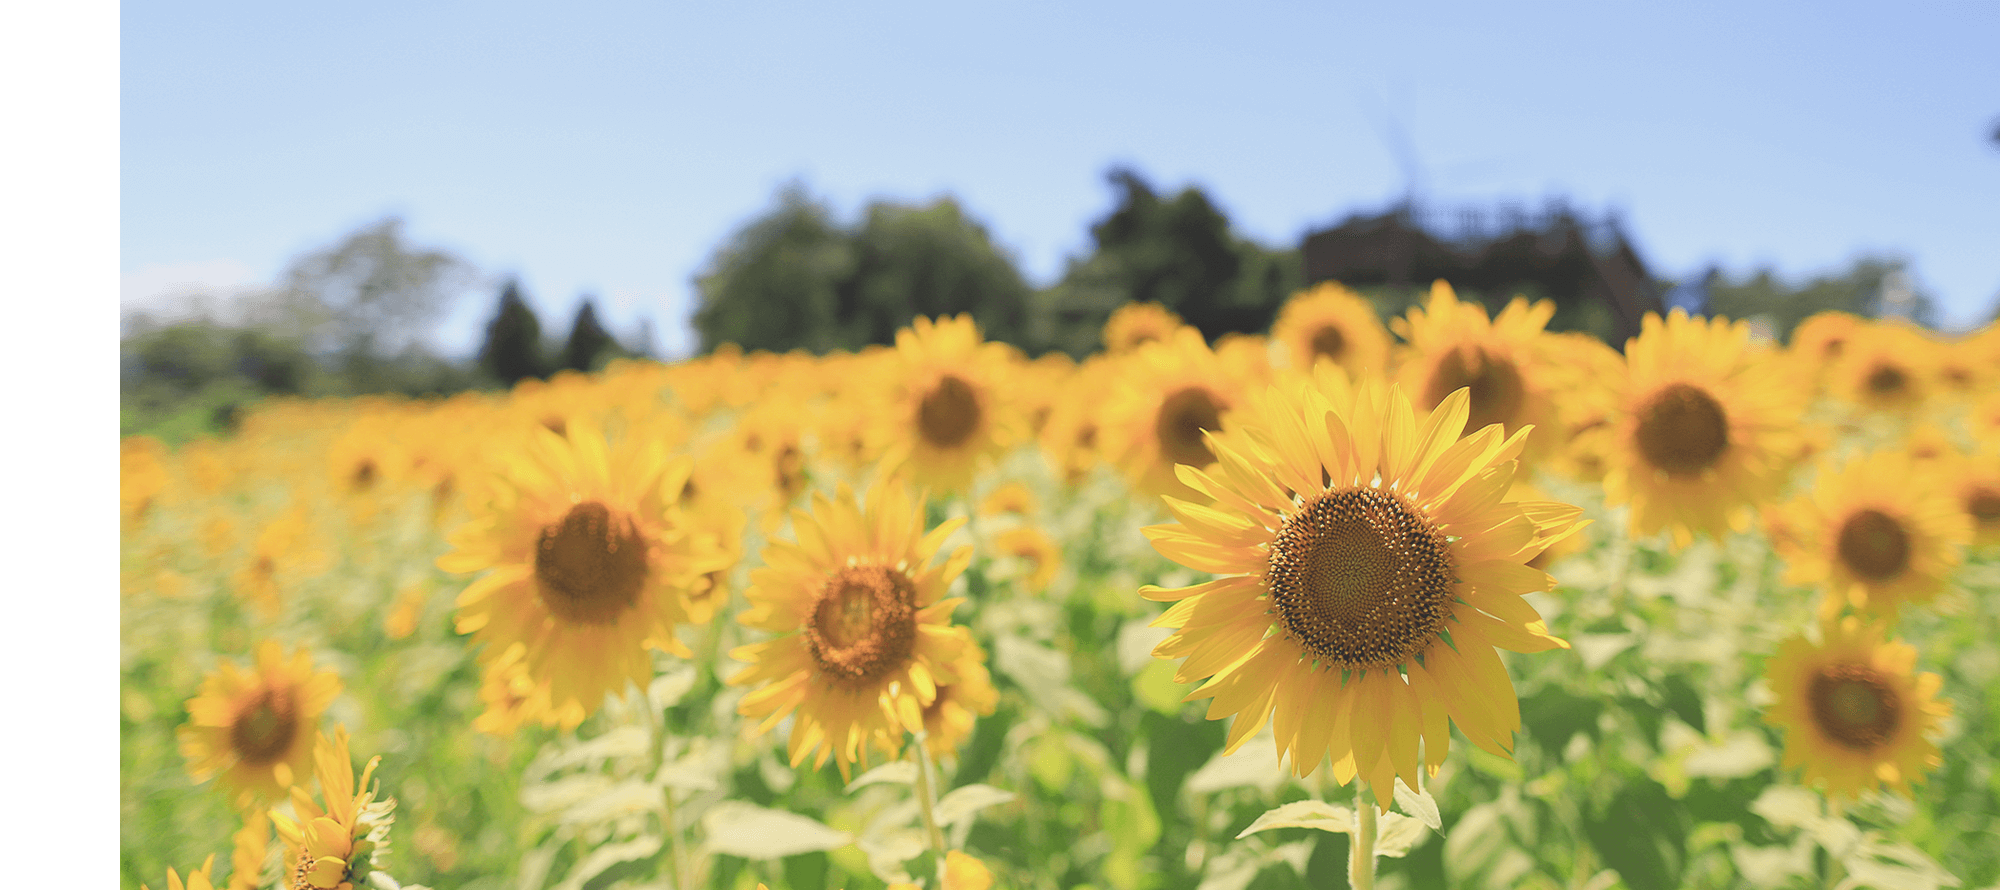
[122, 283, 2000, 890]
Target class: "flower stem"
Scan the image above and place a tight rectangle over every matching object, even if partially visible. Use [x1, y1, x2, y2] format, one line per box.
[911, 731, 949, 887]
[644, 686, 690, 890]
[1350, 780, 1377, 890]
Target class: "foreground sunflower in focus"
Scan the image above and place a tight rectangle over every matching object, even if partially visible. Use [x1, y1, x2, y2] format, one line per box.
[729, 478, 976, 778]
[1143, 372, 1585, 797]
[179, 641, 343, 809]
[1763, 617, 1951, 801]
[440, 419, 726, 730]
[1598, 310, 1802, 548]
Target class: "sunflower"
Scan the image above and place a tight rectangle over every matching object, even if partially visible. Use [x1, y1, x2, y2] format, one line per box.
[1391, 281, 1564, 471]
[919, 642, 999, 761]
[1103, 301, 1189, 354]
[1944, 446, 2000, 549]
[179, 641, 343, 809]
[470, 642, 554, 737]
[271, 725, 394, 890]
[439, 418, 726, 731]
[978, 481, 1037, 518]
[1832, 322, 1932, 415]
[728, 478, 975, 778]
[1038, 355, 1117, 485]
[874, 314, 1022, 493]
[1763, 617, 1951, 801]
[229, 808, 271, 890]
[1773, 450, 1971, 624]
[992, 525, 1061, 593]
[1597, 310, 1803, 548]
[1272, 281, 1392, 378]
[122, 435, 170, 527]
[1101, 328, 1251, 500]
[1143, 377, 1585, 797]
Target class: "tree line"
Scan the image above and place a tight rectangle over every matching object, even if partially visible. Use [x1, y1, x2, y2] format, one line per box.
[121, 169, 1967, 442]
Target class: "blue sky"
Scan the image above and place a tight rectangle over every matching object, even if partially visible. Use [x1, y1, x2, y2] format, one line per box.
[120, 1, 2000, 358]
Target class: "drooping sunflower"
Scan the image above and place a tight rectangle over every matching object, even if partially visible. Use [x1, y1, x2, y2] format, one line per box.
[439, 418, 726, 730]
[1101, 328, 1252, 500]
[1144, 377, 1585, 797]
[179, 641, 343, 809]
[876, 315, 1023, 493]
[1272, 281, 1392, 378]
[1391, 281, 1564, 471]
[1772, 450, 1971, 624]
[1103, 301, 1189, 354]
[1763, 617, 1951, 801]
[1598, 310, 1803, 548]
[728, 479, 975, 778]
[271, 725, 394, 890]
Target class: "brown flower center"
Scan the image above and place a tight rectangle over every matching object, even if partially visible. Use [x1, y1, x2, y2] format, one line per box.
[1808, 663, 1901, 751]
[1967, 486, 2000, 529]
[1156, 386, 1223, 469]
[1835, 508, 1910, 582]
[1865, 364, 1909, 399]
[1635, 382, 1731, 478]
[230, 685, 299, 767]
[534, 501, 648, 625]
[918, 375, 982, 449]
[351, 459, 378, 492]
[1425, 346, 1524, 433]
[807, 565, 918, 687]
[1267, 488, 1456, 670]
[1309, 324, 1347, 364]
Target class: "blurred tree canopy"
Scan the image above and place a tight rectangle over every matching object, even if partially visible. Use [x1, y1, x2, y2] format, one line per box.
[1703, 256, 1937, 340]
[269, 217, 480, 358]
[691, 184, 1032, 353]
[1033, 168, 1303, 357]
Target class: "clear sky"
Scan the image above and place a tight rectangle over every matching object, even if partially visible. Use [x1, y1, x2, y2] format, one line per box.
[121, 1, 2000, 359]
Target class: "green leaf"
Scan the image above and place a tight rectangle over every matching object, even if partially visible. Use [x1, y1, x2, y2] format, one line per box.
[552, 836, 661, 890]
[844, 760, 917, 792]
[1236, 800, 1354, 838]
[1373, 812, 1431, 858]
[934, 783, 1017, 827]
[701, 801, 854, 859]
[1392, 780, 1442, 832]
[1583, 779, 1688, 890]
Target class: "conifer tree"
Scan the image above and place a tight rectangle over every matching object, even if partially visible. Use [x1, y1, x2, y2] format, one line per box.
[478, 279, 545, 387]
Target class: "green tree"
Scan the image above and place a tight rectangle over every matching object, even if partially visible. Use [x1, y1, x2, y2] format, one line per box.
[561, 298, 619, 373]
[1704, 256, 1937, 340]
[837, 197, 1034, 347]
[1033, 167, 1302, 356]
[268, 216, 480, 358]
[478, 279, 547, 387]
[692, 184, 853, 353]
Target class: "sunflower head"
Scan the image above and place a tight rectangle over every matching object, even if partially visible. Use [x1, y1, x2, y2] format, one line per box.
[1392, 281, 1562, 470]
[1763, 617, 1951, 801]
[729, 477, 976, 778]
[179, 641, 344, 810]
[1833, 321, 1933, 414]
[879, 314, 1022, 493]
[1775, 450, 1971, 624]
[1142, 376, 1585, 798]
[440, 418, 728, 730]
[920, 642, 1000, 761]
[1273, 281, 1391, 378]
[1102, 328, 1248, 499]
[1600, 310, 1802, 548]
